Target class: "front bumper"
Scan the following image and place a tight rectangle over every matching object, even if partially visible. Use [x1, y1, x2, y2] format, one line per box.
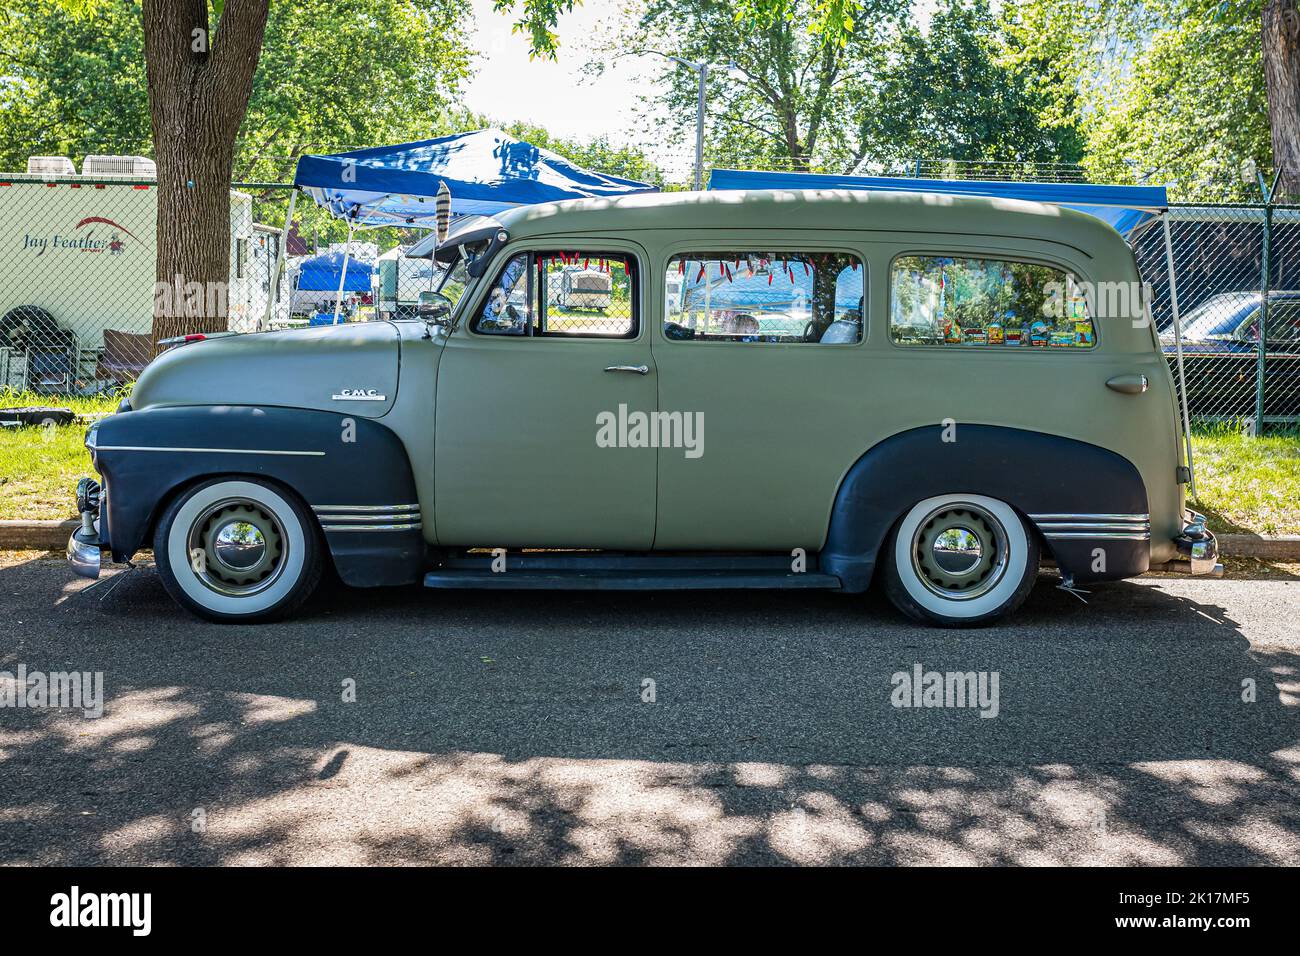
[66, 476, 102, 580]
[1158, 509, 1222, 576]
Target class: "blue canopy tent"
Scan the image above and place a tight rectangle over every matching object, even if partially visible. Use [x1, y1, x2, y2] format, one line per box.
[294, 251, 373, 292]
[708, 169, 1167, 238]
[274, 128, 659, 325]
[706, 168, 1202, 492]
[292, 128, 659, 227]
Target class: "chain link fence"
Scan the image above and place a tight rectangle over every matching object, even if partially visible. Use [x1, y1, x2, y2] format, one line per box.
[0, 173, 290, 394]
[1134, 203, 1300, 432]
[2, 162, 1295, 433]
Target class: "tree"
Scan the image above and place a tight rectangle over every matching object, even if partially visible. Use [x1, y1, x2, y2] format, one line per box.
[600, 0, 907, 174]
[1264, 1, 1300, 196]
[1003, 0, 1270, 200]
[860, 0, 1082, 172]
[141, 0, 270, 346]
[3, 0, 473, 341]
[0, 0, 151, 168]
[496, 0, 865, 58]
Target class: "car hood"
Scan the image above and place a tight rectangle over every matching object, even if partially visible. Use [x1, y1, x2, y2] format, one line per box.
[130, 322, 401, 418]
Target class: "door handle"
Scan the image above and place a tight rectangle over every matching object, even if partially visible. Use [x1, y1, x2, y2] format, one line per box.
[604, 364, 649, 375]
[1106, 373, 1149, 394]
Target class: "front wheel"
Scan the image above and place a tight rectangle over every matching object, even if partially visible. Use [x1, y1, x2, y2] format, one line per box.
[882, 493, 1039, 627]
[153, 478, 324, 623]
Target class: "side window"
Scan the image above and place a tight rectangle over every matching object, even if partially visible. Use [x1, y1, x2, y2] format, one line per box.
[890, 255, 1097, 348]
[472, 251, 637, 338]
[538, 253, 636, 337]
[664, 251, 864, 344]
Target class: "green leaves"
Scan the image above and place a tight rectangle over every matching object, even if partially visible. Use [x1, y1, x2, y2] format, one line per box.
[1003, 0, 1268, 200]
[491, 0, 579, 60]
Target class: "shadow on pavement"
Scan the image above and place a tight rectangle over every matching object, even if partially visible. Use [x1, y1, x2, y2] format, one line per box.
[0, 556, 1296, 865]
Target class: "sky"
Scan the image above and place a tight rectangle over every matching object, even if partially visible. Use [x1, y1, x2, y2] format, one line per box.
[463, 0, 670, 148]
[461, 0, 939, 177]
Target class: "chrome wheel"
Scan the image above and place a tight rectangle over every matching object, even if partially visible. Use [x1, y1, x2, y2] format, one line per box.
[909, 502, 1010, 601]
[186, 498, 287, 597]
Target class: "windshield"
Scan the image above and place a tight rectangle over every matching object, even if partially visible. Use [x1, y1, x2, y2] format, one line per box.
[435, 255, 470, 311]
[1177, 294, 1256, 339]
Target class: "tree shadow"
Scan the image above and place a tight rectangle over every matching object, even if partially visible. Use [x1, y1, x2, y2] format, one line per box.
[0, 556, 1296, 865]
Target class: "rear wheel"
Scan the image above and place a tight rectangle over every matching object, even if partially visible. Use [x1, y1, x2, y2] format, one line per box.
[153, 478, 323, 623]
[882, 493, 1039, 627]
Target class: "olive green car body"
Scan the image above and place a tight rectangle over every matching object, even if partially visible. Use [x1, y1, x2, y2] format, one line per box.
[74, 189, 1211, 622]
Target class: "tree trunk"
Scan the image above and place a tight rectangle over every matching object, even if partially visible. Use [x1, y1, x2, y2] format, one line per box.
[1264, 1, 1300, 198]
[142, 0, 269, 349]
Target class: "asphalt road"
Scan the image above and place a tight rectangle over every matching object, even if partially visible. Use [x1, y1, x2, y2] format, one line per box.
[0, 553, 1297, 866]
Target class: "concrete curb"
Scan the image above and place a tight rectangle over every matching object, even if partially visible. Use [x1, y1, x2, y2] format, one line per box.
[0, 519, 79, 551]
[1217, 534, 1300, 561]
[2, 520, 1299, 562]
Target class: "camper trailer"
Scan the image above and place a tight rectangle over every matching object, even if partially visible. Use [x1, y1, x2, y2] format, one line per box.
[374, 245, 443, 321]
[0, 155, 278, 391]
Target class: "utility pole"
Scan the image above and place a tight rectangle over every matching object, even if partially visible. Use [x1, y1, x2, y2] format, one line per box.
[634, 53, 738, 190]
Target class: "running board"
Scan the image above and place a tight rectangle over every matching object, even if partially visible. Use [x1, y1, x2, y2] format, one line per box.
[423, 568, 842, 591]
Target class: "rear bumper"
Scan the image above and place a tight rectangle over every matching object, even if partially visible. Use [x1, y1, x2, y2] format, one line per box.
[1152, 509, 1222, 576]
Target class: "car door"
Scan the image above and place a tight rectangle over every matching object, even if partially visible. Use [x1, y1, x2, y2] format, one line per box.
[651, 241, 870, 550]
[434, 242, 658, 548]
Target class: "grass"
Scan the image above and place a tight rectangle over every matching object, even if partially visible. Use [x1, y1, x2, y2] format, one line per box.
[0, 388, 122, 521]
[1187, 425, 1300, 535]
[2, 388, 1298, 534]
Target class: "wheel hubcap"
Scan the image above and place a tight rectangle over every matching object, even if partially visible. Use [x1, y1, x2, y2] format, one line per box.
[911, 503, 1010, 601]
[187, 499, 286, 596]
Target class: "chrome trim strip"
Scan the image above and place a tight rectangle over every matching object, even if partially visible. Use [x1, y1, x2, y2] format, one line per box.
[1036, 522, 1150, 531]
[313, 503, 420, 513]
[1043, 532, 1151, 540]
[312, 513, 420, 523]
[1029, 513, 1149, 522]
[320, 522, 422, 532]
[95, 445, 325, 457]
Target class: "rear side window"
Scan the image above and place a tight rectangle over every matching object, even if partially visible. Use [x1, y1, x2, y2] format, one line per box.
[664, 251, 864, 344]
[890, 255, 1097, 349]
[472, 251, 636, 338]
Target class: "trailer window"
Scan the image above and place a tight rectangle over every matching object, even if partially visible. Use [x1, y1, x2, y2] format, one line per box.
[890, 255, 1097, 348]
[663, 251, 864, 344]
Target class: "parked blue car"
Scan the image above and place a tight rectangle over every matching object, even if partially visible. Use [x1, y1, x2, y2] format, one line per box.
[1160, 291, 1300, 420]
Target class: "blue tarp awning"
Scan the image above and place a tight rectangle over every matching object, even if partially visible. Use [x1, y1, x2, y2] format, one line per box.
[294, 251, 373, 292]
[707, 169, 1168, 238]
[293, 128, 659, 227]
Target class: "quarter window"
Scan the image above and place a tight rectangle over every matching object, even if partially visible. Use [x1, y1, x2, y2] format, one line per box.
[471, 251, 637, 338]
[889, 255, 1097, 349]
[664, 251, 865, 344]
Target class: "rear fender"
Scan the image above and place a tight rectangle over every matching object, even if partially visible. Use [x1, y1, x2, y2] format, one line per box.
[822, 424, 1150, 591]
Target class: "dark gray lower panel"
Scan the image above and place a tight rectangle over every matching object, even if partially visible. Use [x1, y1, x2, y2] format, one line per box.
[423, 569, 843, 590]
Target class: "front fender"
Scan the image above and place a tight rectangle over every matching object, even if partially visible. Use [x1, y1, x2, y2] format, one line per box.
[821, 424, 1150, 592]
[92, 405, 424, 587]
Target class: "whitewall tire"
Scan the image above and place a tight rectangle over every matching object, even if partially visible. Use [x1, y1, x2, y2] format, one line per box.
[153, 478, 324, 623]
[882, 493, 1039, 627]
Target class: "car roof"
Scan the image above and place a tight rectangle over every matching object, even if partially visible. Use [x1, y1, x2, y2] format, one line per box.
[493, 188, 1125, 256]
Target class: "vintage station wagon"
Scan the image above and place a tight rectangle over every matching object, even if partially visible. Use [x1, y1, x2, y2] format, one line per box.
[68, 189, 1220, 625]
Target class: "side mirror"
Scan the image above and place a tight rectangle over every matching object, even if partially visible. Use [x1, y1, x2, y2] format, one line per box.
[416, 291, 453, 326]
